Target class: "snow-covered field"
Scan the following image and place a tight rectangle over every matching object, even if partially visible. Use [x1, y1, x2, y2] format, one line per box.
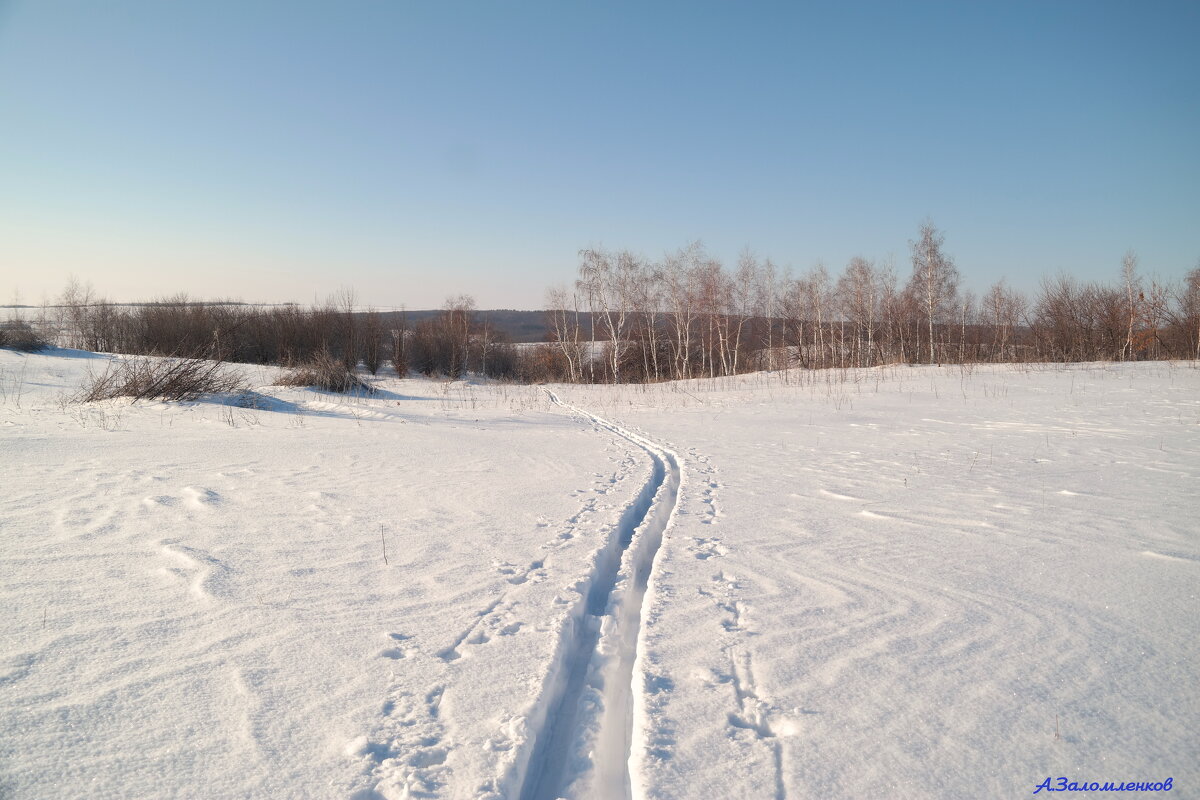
[2, 350, 1197, 799]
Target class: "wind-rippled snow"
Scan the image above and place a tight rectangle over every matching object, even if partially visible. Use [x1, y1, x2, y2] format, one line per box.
[2, 351, 1196, 798]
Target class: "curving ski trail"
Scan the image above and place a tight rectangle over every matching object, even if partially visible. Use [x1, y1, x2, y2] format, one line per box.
[518, 390, 682, 800]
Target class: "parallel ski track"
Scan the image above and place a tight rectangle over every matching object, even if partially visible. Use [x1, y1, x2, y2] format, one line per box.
[518, 390, 682, 800]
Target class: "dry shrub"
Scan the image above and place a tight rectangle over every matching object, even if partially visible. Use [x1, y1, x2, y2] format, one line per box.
[75, 355, 246, 402]
[0, 320, 49, 352]
[275, 350, 373, 394]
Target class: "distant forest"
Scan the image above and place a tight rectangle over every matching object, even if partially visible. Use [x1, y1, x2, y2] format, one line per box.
[4, 223, 1199, 383]
[1, 304, 554, 344]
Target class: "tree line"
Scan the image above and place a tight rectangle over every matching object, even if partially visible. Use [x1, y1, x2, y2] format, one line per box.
[12, 222, 1199, 385]
[38, 283, 526, 380]
[542, 224, 1200, 382]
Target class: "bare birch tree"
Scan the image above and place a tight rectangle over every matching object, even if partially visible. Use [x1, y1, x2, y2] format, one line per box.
[577, 248, 641, 382]
[546, 285, 585, 382]
[391, 307, 409, 377]
[663, 243, 703, 379]
[632, 260, 664, 381]
[908, 222, 959, 365]
[983, 279, 1025, 362]
[1121, 250, 1141, 361]
[1181, 266, 1200, 360]
[837, 257, 880, 367]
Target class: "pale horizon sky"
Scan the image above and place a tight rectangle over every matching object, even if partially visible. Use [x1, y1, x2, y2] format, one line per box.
[2, 0, 1198, 310]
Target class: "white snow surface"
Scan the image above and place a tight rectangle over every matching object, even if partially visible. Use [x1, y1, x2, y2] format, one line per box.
[2, 351, 1197, 799]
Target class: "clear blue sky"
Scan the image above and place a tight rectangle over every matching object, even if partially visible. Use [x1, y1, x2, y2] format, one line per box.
[1, 0, 1197, 309]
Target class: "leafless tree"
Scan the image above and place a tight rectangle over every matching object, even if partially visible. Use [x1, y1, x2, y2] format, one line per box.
[331, 286, 358, 369]
[577, 248, 643, 382]
[692, 254, 727, 378]
[908, 221, 960, 364]
[546, 285, 585, 382]
[721, 250, 759, 374]
[837, 257, 881, 367]
[442, 294, 475, 378]
[663, 243, 703, 380]
[1121, 250, 1141, 361]
[873, 259, 901, 364]
[57, 276, 97, 350]
[391, 307, 410, 377]
[362, 307, 383, 375]
[803, 263, 832, 368]
[1139, 278, 1173, 359]
[982, 279, 1025, 362]
[755, 258, 781, 370]
[1179, 266, 1200, 360]
[631, 260, 664, 381]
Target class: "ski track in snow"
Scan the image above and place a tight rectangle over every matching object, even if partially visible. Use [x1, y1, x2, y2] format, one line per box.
[353, 427, 659, 800]
[513, 390, 683, 800]
[353, 478, 617, 798]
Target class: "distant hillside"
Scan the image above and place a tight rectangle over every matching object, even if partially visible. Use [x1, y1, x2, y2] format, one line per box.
[365, 309, 592, 344]
[1, 303, 566, 346]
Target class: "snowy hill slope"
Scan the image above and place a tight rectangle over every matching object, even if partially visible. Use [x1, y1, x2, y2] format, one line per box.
[2, 351, 1196, 798]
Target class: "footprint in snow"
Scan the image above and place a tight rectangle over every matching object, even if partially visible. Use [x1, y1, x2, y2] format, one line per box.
[350, 686, 452, 797]
[690, 537, 729, 560]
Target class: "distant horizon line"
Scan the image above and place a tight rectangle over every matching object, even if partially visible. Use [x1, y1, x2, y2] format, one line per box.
[0, 302, 547, 313]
